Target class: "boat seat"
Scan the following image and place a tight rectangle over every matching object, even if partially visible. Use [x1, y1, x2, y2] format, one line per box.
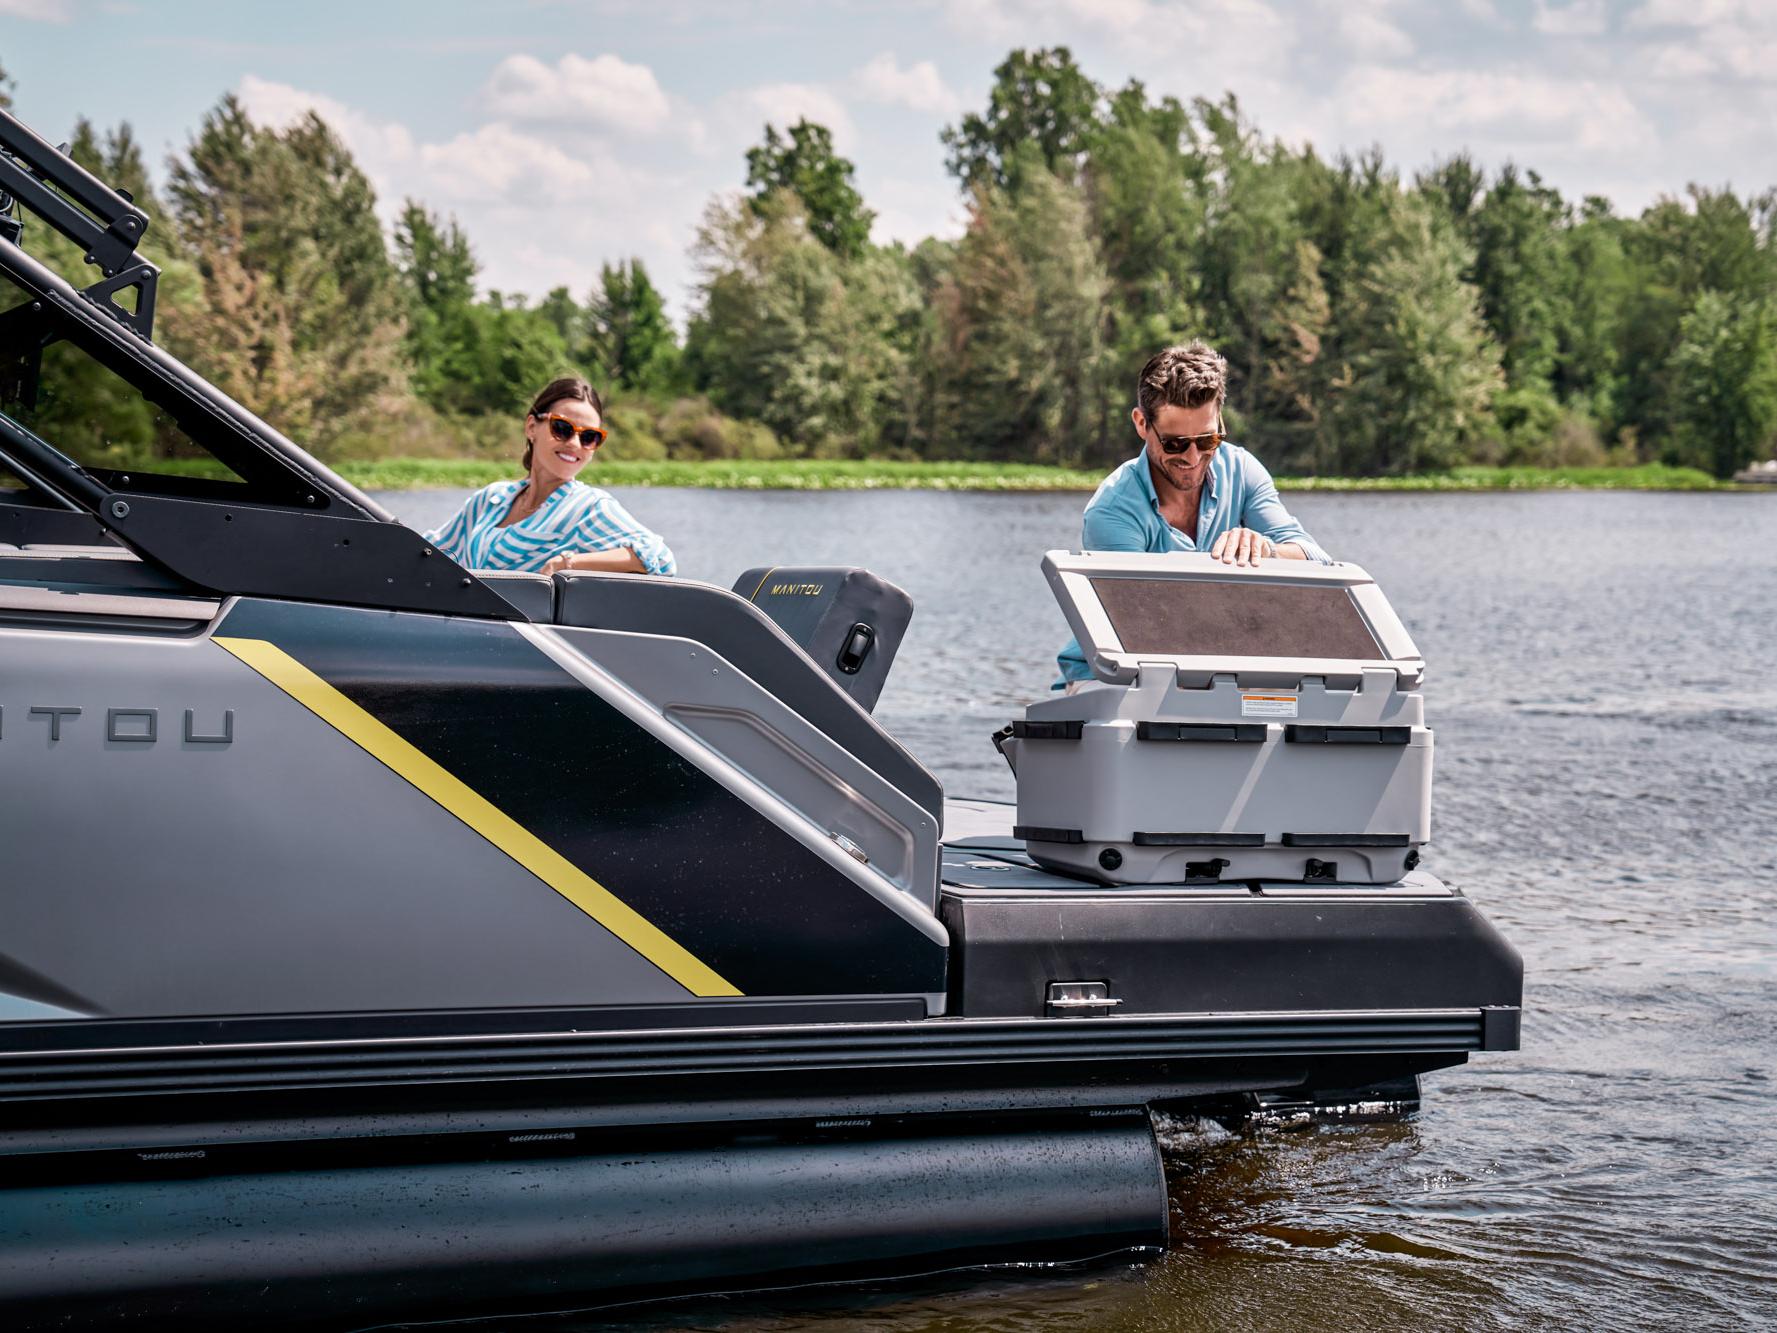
[474, 570, 555, 622]
[731, 566, 912, 714]
[553, 572, 942, 821]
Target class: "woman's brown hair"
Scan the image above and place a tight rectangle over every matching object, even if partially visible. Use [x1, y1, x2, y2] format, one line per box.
[523, 376, 605, 469]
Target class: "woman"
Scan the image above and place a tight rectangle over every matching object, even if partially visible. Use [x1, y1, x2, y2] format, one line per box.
[423, 376, 675, 577]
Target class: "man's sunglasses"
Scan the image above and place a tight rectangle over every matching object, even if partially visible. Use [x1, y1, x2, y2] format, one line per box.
[1155, 428, 1223, 455]
[538, 414, 608, 449]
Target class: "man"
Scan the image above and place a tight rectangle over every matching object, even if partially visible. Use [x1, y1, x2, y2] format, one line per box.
[1056, 341, 1329, 686]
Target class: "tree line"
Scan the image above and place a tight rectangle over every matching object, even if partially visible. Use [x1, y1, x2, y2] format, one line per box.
[7, 49, 1776, 478]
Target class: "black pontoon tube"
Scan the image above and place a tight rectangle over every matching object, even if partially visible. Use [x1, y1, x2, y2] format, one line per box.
[0, 1112, 1167, 1329]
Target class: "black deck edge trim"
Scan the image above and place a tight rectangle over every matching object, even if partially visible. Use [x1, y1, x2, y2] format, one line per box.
[1481, 1006, 1522, 1051]
[1131, 832, 1267, 847]
[1136, 722, 1267, 743]
[1009, 719, 1083, 740]
[1284, 725, 1413, 745]
[0, 1010, 1495, 1105]
[1281, 833, 1413, 848]
[0, 999, 931, 1055]
[1012, 825, 1085, 844]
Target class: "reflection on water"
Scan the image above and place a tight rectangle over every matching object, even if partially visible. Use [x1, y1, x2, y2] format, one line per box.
[382, 488, 1777, 1331]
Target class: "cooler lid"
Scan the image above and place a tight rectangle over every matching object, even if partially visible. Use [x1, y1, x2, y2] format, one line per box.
[1044, 551, 1425, 687]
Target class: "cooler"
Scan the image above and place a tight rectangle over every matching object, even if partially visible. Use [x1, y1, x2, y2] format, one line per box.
[1003, 551, 1432, 886]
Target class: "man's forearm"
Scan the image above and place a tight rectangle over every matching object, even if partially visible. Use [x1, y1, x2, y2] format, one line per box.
[1272, 541, 1308, 560]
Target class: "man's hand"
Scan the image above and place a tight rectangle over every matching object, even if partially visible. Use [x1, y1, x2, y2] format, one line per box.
[1209, 528, 1274, 566]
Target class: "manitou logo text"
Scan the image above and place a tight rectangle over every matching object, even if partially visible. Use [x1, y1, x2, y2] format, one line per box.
[0, 706, 234, 744]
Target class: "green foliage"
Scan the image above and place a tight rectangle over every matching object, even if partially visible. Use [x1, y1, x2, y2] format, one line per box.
[393, 202, 574, 418]
[9, 51, 1777, 483]
[745, 121, 874, 259]
[1666, 291, 1777, 476]
[161, 97, 408, 457]
[599, 399, 669, 460]
[588, 260, 682, 394]
[686, 193, 916, 457]
[10, 115, 202, 467]
[1182, 99, 1331, 470]
[1554, 199, 1632, 418]
[1326, 193, 1503, 474]
[1463, 166, 1569, 393]
[928, 170, 1109, 466]
[942, 47, 1099, 190]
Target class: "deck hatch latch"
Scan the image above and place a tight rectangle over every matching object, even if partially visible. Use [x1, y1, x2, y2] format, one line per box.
[829, 832, 869, 865]
[1046, 981, 1120, 1018]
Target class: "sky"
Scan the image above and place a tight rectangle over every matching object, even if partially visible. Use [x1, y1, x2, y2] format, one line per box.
[2, 0, 1774, 317]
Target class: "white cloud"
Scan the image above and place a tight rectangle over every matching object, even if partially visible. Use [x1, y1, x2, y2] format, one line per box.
[1458, 0, 1505, 22]
[481, 52, 673, 135]
[852, 53, 962, 116]
[231, 76, 694, 311]
[1626, 1, 1777, 79]
[235, 74, 418, 206]
[1532, 1, 1608, 37]
[740, 82, 858, 149]
[944, 0, 1291, 61]
[867, 174, 967, 248]
[1335, 66, 1655, 154]
[417, 123, 599, 199]
[1644, 45, 1718, 78]
[1330, 4, 1414, 59]
[0, 0, 71, 20]
[1627, 0, 1754, 28]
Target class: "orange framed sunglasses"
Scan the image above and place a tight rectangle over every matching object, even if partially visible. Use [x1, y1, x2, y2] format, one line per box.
[538, 413, 608, 449]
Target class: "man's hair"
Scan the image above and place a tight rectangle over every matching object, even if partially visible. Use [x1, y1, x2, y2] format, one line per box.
[1136, 342, 1227, 423]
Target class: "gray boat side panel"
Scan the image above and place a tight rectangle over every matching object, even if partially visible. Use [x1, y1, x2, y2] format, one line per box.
[542, 624, 941, 915]
[554, 572, 943, 820]
[211, 597, 947, 997]
[0, 626, 693, 1017]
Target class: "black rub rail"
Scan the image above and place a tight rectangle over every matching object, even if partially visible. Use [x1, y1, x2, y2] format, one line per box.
[0, 1011, 1506, 1103]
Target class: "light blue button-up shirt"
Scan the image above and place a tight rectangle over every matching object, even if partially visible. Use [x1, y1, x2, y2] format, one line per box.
[1055, 441, 1329, 683]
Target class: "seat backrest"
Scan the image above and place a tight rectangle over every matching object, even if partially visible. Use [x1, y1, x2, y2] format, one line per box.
[474, 570, 554, 622]
[554, 572, 942, 821]
[731, 566, 912, 713]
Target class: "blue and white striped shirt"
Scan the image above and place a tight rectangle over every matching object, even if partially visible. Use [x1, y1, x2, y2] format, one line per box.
[422, 479, 676, 576]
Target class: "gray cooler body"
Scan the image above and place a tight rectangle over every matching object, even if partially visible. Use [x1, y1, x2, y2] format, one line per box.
[1006, 552, 1431, 886]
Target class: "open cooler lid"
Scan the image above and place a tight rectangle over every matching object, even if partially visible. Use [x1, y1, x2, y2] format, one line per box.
[1044, 550, 1425, 687]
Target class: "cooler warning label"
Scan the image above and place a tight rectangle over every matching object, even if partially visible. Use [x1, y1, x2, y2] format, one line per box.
[1240, 693, 1299, 719]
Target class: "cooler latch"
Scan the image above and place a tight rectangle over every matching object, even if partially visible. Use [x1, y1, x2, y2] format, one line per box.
[1046, 981, 1121, 1018]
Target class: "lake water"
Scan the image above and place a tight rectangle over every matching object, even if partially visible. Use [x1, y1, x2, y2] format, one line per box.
[385, 487, 1777, 1332]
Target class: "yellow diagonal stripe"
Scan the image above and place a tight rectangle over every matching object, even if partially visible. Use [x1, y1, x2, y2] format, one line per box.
[214, 635, 741, 998]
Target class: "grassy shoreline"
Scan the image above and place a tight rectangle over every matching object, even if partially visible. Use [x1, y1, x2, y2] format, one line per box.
[322, 458, 1738, 493]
